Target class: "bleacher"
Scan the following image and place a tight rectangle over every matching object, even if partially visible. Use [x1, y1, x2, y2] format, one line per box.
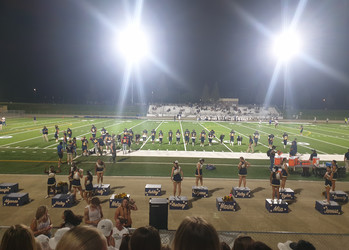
[147, 103, 281, 121]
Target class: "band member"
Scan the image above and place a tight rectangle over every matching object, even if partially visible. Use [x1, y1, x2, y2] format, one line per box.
[111, 139, 117, 163]
[158, 130, 164, 144]
[117, 134, 121, 145]
[72, 137, 77, 157]
[105, 133, 112, 152]
[128, 129, 134, 143]
[280, 158, 289, 191]
[151, 129, 156, 144]
[238, 157, 250, 188]
[195, 158, 205, 186]
[237, 135, 242, 146]
[98, 135, 104, 156]
[171, 160, 184, 197]
[253, 131, 259, 147]
[54, 125, 59, 142]
[91, 136, 99, 155]
[270, 166, 282, 202]
[63, 131, 67, 150]
[324, 166, 333, 204]
[268, 134, 274, 148]
[208, 132, 214, 146]
[100, 127, 107, 139]
[91, 125, 97, 138]
[176, 129, 181, 144]
[283, 132, 288, 149]
[67, 128, 72, 140]
[66, 140, 74, 165]
[200, 130, 206, 147]
[168, 130, 173, 145]
[230, 130, 235, 146]
[191, 129, 196, 146]
[42, 126, 49, 142]
[184, 129, 190, 145]
[331, 160, 338, 191]
[300, 125, 303, 136]
[274, 120, 279, 128]
[44, 166, 61, 198]
[246, 136, 254, 153]
[135, 134, 140, 145]
[142, 129, 148, 143]
[84, 171, 93, 204]
[219, 134, 225, 144]
[95, 159, 105, 187]
[57, 142, 64, 167]
[122, 134, 128, 154]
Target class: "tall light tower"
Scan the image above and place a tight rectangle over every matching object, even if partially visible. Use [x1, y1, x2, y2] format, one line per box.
[273, 30, 302, 110]
[118, 24, 150, 105]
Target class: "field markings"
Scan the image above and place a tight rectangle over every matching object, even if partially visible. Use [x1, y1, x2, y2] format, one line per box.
[139, 121, 164, 150]
[214, 122, 269, 150]
[258, 123, 348, 150]
[240, 123, 327, 154]
[1, 119, 76, 136]
[278, 124, 349, 142]
[5, 118, 63, 130]
[179, 121, 187, 151]
[1, 119, 112, 147]
[198, 122, 233, 152]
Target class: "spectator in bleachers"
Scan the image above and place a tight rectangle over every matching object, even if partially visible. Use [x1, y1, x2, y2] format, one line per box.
[0, 224, 38, 250]
[30, 205, 52, 237]
[232, 235, 254, 250]
[56, 225, 107, 250]
[60, 209, 83, 228]
[97, 219, 116, 249]
[129, 226, 161, 250]
[48, 227, 70, 250]
[114, 197, 138, 228]
[114, 218, 129, 249]
[172, 216, 220, 250]
[84, 197, 103, 227]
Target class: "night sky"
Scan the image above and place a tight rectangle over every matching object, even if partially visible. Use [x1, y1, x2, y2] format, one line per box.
[1, 0, 349, 108]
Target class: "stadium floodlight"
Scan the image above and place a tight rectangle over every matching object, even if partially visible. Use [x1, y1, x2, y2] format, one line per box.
[118, 24, 150, 63]
[273, 30, 301, 62]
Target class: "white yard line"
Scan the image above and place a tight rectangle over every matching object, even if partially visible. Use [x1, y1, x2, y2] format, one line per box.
[277, 124, 349, 142]
[179, 120, 186, 151]
[198, 122, 233, 152]
[2, 120, 79, 137]
[1, 119, 111, 147]
[240, 123, 327, 154]
[139, 121, 164, 150]
[214, 122, 269, 149]
[6, 118, 63, 130]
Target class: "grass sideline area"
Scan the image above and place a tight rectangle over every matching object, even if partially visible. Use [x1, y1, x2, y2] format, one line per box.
[0, 117, 348, 181]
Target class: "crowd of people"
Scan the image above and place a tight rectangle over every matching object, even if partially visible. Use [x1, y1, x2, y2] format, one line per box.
[0, 215, 316, 250]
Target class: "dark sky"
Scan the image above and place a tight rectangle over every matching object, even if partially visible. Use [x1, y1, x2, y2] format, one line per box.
[1, 0, 349, 108]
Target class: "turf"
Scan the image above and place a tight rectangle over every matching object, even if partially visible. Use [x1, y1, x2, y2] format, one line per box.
[0, 117, 348, 181]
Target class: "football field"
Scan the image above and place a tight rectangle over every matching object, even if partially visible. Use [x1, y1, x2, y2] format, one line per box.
[0, 117, 348, 180]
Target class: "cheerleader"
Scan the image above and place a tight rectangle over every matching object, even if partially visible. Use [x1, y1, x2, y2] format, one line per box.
[84, 171, 94, 204]
[331, 160, 338, 191]
[171, 160, 184, 197]
[238, 157, 250, 188]
[44, 166, 61, 198]
[195, 158, 205, 186]
[280, 158, 289, 191]
[72, 166, 84, 200]
[95, 159, 105, 187]
[270, 166, 282, 202]
[324, 166, 333, 204]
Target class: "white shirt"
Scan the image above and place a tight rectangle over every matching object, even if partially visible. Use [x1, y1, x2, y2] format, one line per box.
[112, 227, 129, 249]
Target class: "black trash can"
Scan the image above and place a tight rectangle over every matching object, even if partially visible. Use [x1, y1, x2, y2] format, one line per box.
[149, 198, 168, 230]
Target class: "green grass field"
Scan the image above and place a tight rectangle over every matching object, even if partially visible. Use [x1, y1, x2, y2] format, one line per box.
[0, 117, 348, 181]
